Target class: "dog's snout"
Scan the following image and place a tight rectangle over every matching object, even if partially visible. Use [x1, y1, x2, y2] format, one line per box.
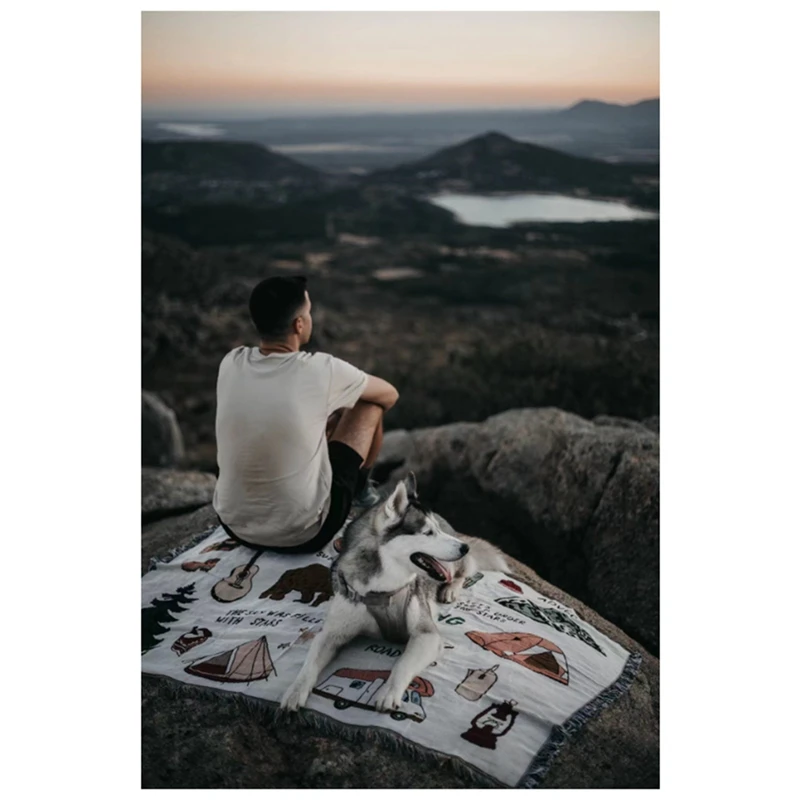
[460, 543, 469, 557]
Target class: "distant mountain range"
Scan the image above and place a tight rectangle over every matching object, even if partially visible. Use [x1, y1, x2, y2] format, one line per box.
[141, 130, 658, 245]
[558, 99, 659, 126]
[141, 98, 659, 173]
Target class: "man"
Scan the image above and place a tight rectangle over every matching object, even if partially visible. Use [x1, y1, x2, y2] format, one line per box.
[213, 275, 398, 553]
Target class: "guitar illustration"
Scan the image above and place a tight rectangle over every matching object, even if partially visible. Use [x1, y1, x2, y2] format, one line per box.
[211, 550, 261, 603]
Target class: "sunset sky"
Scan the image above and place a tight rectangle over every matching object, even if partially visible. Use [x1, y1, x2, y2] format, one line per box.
[142, 11, 659, 118]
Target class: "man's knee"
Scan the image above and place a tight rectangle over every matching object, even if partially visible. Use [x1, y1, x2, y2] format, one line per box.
[329, 401, 383, 457]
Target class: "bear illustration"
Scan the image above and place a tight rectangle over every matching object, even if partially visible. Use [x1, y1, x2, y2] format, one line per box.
[260, 563, 332, 607]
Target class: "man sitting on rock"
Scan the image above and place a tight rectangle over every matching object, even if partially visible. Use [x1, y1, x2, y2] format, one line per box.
[213, 275, 398, 553]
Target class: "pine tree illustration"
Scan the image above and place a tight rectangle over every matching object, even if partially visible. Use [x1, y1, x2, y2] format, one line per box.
[141, 583, 198, 654]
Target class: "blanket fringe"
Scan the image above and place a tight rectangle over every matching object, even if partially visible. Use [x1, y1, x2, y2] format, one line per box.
[142, 673, 502, 788]
[516, 650, 643, 788]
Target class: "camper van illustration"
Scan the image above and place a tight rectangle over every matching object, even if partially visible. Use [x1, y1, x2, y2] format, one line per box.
[313, 668, 435, 722]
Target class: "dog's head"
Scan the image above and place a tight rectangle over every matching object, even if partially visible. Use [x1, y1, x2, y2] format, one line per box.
[368, 472, 469, 584]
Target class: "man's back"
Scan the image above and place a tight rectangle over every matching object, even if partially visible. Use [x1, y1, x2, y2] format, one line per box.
[213, 346, 367, 546]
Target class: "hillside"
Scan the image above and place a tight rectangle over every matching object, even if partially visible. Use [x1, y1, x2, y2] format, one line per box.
[142, 185, 463, 247]
[142, 139, 336, 208]
[365, 131, 655, 203]
[142, 139, 323, 181]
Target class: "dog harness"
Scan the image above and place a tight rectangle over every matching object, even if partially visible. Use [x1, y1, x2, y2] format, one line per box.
[330, 562, 411, 608]
[331, 561, 433, 643]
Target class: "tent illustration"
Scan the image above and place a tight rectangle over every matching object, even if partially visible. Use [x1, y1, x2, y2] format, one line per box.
[465, 631, 569, 685]
[184, 635, 276, 684]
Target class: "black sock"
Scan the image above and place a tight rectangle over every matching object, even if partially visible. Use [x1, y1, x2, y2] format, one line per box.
[355, 467, 371, 495]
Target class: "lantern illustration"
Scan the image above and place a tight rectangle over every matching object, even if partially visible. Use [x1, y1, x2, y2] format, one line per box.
[460, 699, 519, 749]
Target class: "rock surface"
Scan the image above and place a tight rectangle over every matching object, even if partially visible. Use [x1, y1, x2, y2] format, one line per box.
[142, 391, 185, 467]
[142, 502, 658, 789]
[142, 468, 217, 522]
[381, 408, 659, 655]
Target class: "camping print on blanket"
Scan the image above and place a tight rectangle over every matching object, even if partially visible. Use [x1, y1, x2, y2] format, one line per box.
[466, 631, 569, 685]
[181, 558, 220, 572]
[141, 583, 197, 654]
[463, 572, 484, 589]
[171, 626, 212, 655]
[259, 563, 332, 607]
[184, 635, 276, 683]
[313, 669, 435, 722]
[460, 699, 519, 750]
[201, 538, 240, 554]
[142, 528, 641, 790]
[455, 664, 500, 701]
[495, 596, 606, 656]
[211, 551, 261, 603]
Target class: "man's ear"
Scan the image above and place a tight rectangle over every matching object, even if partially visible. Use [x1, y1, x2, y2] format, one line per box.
[384, 480, 409, 519]
[404, 472, 418, 498]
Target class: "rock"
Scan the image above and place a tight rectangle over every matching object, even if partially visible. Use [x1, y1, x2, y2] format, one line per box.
[141, 503, 219, 574]
[141, 503, 658, 789]
[142, 391, 185, 467]
[384, 408, 659, 655]
[373, 429, 414, 482]
[642, 416, 659, 434]
[377, 429, 413, 464]
[585, 450, 659, 654]
[142, 468, 217, 523]
[593, 415, 655, 435]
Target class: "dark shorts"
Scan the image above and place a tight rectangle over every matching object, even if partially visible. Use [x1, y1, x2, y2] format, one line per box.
[217, 440, 362, 555]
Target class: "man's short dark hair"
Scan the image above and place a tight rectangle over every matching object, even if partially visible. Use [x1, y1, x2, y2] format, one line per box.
[249, 276, 308, 339]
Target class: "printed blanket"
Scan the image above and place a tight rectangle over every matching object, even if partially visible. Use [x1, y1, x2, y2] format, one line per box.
[141, 524, 640, 788]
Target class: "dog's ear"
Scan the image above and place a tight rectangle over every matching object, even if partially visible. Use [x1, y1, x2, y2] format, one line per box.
[384, 479, 409, 519]
[404, 472, 418, 498]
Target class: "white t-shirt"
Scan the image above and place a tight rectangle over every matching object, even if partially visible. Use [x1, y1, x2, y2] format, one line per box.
[212, 347, 368, 546]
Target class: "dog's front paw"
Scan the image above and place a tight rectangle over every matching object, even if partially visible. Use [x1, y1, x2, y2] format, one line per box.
[373, 682, 404, 713]
[437, 581, 462, 605]
[281, 679, 312, 712]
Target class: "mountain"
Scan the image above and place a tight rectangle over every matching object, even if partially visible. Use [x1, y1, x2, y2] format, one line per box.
[142, 140, 323, 182]
[558, 99, 659, 126]
[141, 140, 340, 208]
[364, 131, 646, 195]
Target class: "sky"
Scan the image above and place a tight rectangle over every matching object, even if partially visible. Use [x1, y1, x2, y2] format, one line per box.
[142, 11, 659, 118]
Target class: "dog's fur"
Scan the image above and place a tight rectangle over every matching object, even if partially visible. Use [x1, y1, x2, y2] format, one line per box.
[281, 472, 508, 713]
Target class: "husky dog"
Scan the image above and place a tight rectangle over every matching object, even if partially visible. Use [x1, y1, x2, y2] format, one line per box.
[281, 472, 508, 714]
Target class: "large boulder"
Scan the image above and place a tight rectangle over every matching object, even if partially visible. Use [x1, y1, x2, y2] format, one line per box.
[142, 503, 658, 789]
[142, 468, 217, 523]
[142, 390, 185, 467]
[381, 408, 659, 655]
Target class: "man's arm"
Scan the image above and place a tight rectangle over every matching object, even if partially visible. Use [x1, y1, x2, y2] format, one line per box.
[359, 374, 399, 411]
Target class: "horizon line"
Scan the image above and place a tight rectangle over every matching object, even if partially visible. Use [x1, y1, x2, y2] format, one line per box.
[141, 97, 660, 123]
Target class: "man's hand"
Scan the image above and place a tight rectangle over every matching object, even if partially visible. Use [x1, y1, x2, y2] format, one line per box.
[360, 375, 399, 411]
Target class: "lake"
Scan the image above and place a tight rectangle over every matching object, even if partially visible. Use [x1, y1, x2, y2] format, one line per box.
[427, 192, 658, 226]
